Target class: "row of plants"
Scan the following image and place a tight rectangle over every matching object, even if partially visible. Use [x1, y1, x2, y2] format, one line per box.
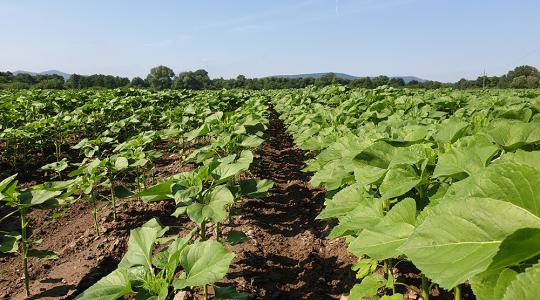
[1, 89, 272, 299]
[0, 88, 251, 170]
[273, 85, 540, 299]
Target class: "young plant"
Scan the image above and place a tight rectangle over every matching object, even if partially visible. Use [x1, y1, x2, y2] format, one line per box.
[0, 175, 65, 297]
[68, 159, 107, 235]
[75, 218, 236, 300]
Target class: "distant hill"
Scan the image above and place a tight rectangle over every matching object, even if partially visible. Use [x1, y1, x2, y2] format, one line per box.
[270, 73, 427, 83]
[13, 70, 70, 80]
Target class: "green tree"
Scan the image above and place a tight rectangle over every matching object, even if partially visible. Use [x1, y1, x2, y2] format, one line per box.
[146, 65, 175, 90]
[372, 75, 389, 87]
[174, 69, 211, 90]
[130, 77, 148, 88]
[511, 76, 528, 88]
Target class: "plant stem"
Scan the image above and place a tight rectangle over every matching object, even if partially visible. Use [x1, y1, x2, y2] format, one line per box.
[201, 219, 208, 300]
[454, 285, 461, 300]
[421, 274, 429, 300]
[388, 259, 395, 294]
[19, 209, 30, 297]
[92, 192, 100, 236]
[216, 222, 221, 242]
[200, 221, 207, 241]
[110, 180, 116, 221]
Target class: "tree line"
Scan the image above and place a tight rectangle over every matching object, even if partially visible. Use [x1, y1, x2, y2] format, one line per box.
[1, 65, 539, 90]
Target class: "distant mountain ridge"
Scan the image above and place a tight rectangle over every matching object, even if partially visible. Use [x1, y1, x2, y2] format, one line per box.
[13, 70, 71, 80]
[270, 72, 427, 83]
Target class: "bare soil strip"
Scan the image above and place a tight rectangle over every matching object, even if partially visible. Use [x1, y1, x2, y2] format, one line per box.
[226, 110, 355, 299]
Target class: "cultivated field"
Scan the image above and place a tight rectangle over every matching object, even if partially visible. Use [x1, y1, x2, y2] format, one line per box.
[1, 86, 540, 299]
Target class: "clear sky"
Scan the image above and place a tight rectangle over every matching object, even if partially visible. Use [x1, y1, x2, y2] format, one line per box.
[1, 0, 539, 82]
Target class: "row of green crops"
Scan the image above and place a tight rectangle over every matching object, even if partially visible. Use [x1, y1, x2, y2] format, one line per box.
[273, 86, 540, 300]
[1, 89, 272, 299]
[0, 88, 250, 168]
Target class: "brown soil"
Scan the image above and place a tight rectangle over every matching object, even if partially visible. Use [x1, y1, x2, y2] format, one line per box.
[223, 110, 356, 299]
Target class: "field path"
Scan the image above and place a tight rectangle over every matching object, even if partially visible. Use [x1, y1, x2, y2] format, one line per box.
[226, 109, 355, 299]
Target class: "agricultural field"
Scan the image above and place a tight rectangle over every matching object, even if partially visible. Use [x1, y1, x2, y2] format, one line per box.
[1, 86, 540, 300]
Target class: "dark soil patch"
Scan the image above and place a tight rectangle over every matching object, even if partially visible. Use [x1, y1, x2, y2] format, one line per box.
[224, 110, 356, 299]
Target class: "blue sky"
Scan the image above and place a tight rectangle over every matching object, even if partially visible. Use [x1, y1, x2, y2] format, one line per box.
[1, 0, 539, 82]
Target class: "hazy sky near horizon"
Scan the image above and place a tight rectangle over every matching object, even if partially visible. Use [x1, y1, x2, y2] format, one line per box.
[1, 0, 539, 82]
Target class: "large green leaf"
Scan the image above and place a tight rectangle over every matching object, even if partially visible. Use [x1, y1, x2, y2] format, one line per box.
[173, 240, 235, 289]
[487, 119, 540, 151]
[433, 134, 499, 178]
[74, 269, 132, 300]
[328, 197, 383, 238]
[471, 268, 517, 300]
[348, 273, 385, 300]
[19, 189, 61, 206]
[434, 118, 469, 144]
[0, 233, 20, 253]
[487, 227, 540, 270]
[118, 219, 164, 270]
[317, 184, 365, 220]
[348, 198, 416, 260]
[349, 222, 415, 260]
[311, 160, 353, 190]
[212, 150, 253, 183]
[502, 261, 540, 300]
[379, 165, 421, 200]
[186, 185, 234, 225]
[238, 179, 273, 198]
[400, 162, 540, 289]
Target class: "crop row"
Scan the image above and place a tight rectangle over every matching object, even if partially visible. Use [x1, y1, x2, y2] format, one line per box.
[273, 86, 540, 300]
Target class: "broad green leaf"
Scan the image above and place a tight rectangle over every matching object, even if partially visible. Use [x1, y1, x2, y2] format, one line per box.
[239, 135, 264, 148]
[118, 219, 164, 270]
[351, 257, 378, 280]
[212, 151, 253, 183]
[20, 189, 62, 206]
[352, 164, 387, 188]
[348, 273, 385, 300]
[433, 134, 499, 178]
[349, 222, 415, 260]
[0, 174, 18, 192]
[310, 160, 353, 190]
[379, 165, 421, 200]
[317, 184, 365, 220]
[328, 197, 383, 238]
[186, 185, 234, 225]
[354, 141, 395, 169]
[173, 240, 235, 289]
[498, 150, 540, 172]
[487, 119, 540, 151]
[225, 230, 249, 245]
[138, 180, 174, 202]
[214, 285, 251, 300]
[238, 179, 273, 198]
[74, 269, 132, 300]
[502, 261, 540, 300]
[348, 199, 416, 259]
[380, 198, 417, 226]
[488, 228, 540, 270]
[434, 118, 469, 144]
[471, 268, 517, 300]
[27, 249, 58, 260]
[400, 162, 540, 289]
[114, 157, 129, 171]
[0, 233, 20, 253]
